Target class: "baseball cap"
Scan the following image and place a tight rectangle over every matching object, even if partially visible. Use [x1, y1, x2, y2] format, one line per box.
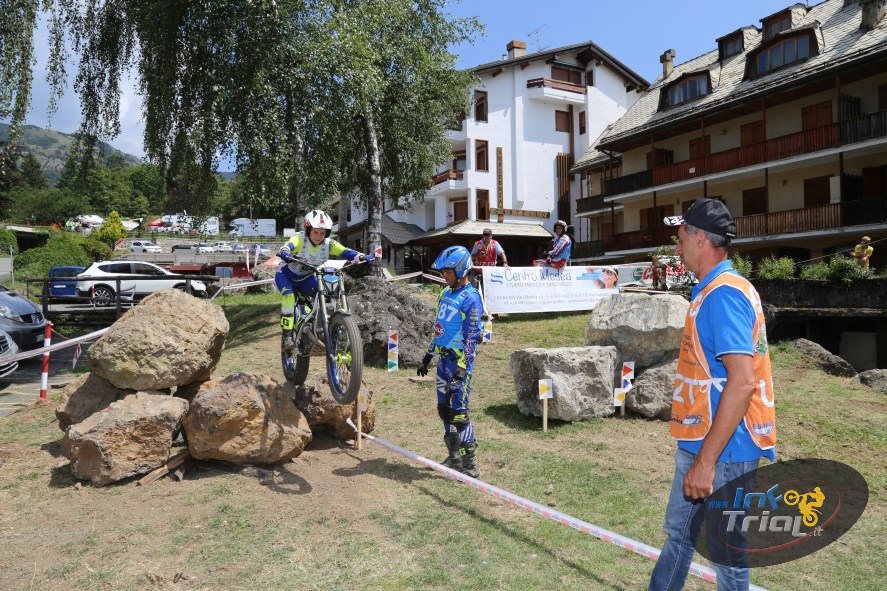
[664, 198, 736, 239]
[482, 228, 492, 236]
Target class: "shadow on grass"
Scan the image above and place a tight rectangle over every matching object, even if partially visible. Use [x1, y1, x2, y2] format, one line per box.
[332, 456, 436, 485]
[416, 484, 628, 590]
[483, 402, 571, 432]
[191, 460, 313, 495]
[222, 302, 278, 348]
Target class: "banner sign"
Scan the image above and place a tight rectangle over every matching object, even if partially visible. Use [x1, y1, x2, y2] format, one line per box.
[481, 266, 619, 314]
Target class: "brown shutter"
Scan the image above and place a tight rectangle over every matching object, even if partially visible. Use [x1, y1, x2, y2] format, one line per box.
[742, 187, 768, 215]
[689, 136, 711, 159]
[862, 167, 884, 198]
[741, 121, 764, 145]
[453, 201, 468, 222]
[803, 175, 831, 207]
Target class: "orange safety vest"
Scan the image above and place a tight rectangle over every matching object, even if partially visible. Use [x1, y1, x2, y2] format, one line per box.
[671, 272, 777, 451]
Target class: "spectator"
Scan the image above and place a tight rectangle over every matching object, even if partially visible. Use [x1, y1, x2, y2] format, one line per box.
[533, 220, 571, 268]
[853, 236, 873, 269]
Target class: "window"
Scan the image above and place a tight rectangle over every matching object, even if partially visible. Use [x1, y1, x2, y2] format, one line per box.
[100, 263, 132, 274]
[473, 90, 488, 122]
[579, 111, 586, 135]
[753, 34, 810, 77]
[802, 101, 832, 130]
[689, 135, 711, 159]
[586, 69, 594, 87]
[720, 34, 744, 59]
[663, 75, 709, 108]
[741, 121, 765, 145]
[742, 187, 768, 216]
[639, 204, 674, 229]
[804, 176, 831, 207]
[475, 140, 488, 172]
[551, 65, 582, 86]
[555, 110, 570, 133]
[133, 263, 165, 276]
[764, 14, 792, 40]
[452, 150, 467, 171]
[476, 190, 489, 221]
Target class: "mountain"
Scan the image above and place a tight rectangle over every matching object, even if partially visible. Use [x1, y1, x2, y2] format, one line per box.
[0, 123, 142, 186]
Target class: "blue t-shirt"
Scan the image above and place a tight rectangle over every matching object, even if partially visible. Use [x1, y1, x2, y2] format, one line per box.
[677, 260, 776, 463]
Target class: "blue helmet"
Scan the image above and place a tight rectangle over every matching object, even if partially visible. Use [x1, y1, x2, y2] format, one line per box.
[432, 245, 473, 279]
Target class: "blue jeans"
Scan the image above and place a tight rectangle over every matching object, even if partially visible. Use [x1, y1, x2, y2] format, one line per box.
[648, 449, 759, 591]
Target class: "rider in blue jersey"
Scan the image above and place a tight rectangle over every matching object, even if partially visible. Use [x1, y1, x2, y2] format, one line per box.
[417, 245, 484, 478]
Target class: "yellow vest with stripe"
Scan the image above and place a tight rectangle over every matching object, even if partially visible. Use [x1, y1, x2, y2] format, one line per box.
[670, 273, 777, 451]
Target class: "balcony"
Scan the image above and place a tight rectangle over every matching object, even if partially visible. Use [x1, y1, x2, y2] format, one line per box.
[576, 195, 609, 215]
[603, 196, 887, 253]
[736, 196, 887, 238]
[431, 169, 463, 185]
[571, 240, 607, 259]
[601, 110, 887, 199]
[526, 77, 586, 105]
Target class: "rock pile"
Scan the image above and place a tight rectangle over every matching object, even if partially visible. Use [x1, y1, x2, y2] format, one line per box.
[56, 289, 344, 487]
[510, 292, 688, 422]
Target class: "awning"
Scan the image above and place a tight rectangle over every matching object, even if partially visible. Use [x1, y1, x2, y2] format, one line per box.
[407, 220, 552, 246]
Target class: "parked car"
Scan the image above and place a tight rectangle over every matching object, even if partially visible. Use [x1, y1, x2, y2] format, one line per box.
[0, 286, 49, 350]
[76, 261, 208, 305]
[129, 240, 162, 253]
[196, 243, 215, 254]
[171, 243, 196, 252]
[0, 329, 20, 378]
[47, 265, 86, 300]
[212, 242, 234, 252]
[232, 244, 248, 253]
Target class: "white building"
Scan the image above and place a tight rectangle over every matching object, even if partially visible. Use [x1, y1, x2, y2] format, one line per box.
[339, 39, 649, 270]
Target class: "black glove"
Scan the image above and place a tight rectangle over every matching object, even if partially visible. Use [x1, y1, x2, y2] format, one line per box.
[542, 250, 550, 257]
[417, 353, 433, 377]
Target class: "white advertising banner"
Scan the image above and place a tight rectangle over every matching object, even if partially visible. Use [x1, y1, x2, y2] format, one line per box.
[481, 266, 619, 314]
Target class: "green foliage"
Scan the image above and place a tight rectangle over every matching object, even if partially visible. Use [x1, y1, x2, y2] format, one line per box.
[93, 211, 127, 247]
[731, 253, 752, 278]
[756, 256, 796, 280]
[13, 232, 91, 278]
[79, 236, 113, 262]
[19, 152, 47, 189]
[799, 261, 830, 280]
[825, 254, 872, 283]
[8, 187, 89, 225]
[0, 227, 19, 255]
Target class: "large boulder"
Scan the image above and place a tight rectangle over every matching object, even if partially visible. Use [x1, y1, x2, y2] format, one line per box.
[291, 373, 376, 440]
[183, 373, 312, 464]
[61, 393, 189, 486]
[627, 357, 677, 421]
[56, 372, 131, 432]
[859, 369, 887, 394]
[175, 377, 223, 402]
[509, 346, 620, 421]
[792, 339, 857, 377]
[248, 262, 279, 294]
[585, 293, 688, 369]
[347, 275, 436, 368]
[88, 289, 229, 390]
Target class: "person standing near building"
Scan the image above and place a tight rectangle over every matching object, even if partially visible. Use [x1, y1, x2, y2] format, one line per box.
[853, 236, 873, 269]
[471, 228, 509, 268]
[417, 246, 484, 478]
[650, 198, 777, 591]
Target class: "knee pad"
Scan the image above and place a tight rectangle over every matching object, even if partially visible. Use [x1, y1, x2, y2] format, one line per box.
[280, 315, 295, 330]
[451, 410, 470, 426]
[280, 293, 295, 315]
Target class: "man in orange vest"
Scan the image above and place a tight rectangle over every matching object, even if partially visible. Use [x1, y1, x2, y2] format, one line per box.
[470, 228, 508, 268]
[649, 199, 776, 591]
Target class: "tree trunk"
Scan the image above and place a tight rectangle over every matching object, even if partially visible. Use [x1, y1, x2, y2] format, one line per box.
[337, 186, 349, 239]
[361, 106, 384, 276]
[285, 91, 304, 214]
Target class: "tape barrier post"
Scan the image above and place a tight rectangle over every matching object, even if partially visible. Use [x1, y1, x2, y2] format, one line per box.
[354, 388, 369, 451]
[345, 418, 769, 591]
[387, 330, 398, 372]
[538, 378, 553, 432]
[614, 361, 635, 417]
[39, 321, 53, 403]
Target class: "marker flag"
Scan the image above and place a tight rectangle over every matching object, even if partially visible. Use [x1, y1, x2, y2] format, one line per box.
[482, 318, 493, 343]
[538, 378, 553, 400]
[387, 329, 399, 372]
[614, 361, 635, 407]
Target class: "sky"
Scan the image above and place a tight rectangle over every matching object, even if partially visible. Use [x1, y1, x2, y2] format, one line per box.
[20, 0, 797, 161]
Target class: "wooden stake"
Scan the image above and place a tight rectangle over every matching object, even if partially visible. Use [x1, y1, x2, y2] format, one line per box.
[543, 398, 549, 432]
[137, 451, 190, 486]
[355, 404, 363, 451]
[620, 401, 625, 417]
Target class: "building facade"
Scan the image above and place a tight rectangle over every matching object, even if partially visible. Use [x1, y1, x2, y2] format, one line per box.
[573, 0, 887, 268]
[340, 39, 648, 270]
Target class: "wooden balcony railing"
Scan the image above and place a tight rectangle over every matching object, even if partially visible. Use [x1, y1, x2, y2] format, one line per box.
[431, 169, 464, 186]
[571, 240, 607, 259]
[576, 195, 609, 214]
[602, 109, 887, 198]
[736, 196, 887, 238]
[602, 197, 887, 252]
[601, 169, 653, 197]
[526, 77, 587, 95]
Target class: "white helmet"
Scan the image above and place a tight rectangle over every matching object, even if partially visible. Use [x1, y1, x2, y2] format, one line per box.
[304, 209, 333, 235]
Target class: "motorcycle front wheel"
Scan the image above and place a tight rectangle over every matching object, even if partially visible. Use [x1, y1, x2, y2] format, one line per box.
[325, 313, 363, 404]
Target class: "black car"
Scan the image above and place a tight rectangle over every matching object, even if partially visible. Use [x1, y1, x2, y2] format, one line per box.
[0, 287, 48, 350]
[171, 243, 196, 252]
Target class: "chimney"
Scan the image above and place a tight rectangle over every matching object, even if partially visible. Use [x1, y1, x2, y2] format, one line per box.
[507, 40, 527, 60]
[860, 0, 886, 30]
[660, 49, 676, 78]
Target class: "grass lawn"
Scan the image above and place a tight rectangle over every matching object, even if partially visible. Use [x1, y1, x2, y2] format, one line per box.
[0, 293, 883, 590]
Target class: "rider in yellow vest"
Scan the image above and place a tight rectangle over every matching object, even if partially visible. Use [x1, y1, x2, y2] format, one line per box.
[649, 198, 777, 591]
[853, 236, 873, 269]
